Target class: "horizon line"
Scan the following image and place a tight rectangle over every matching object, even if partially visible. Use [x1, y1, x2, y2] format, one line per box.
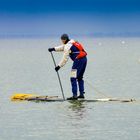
[0, 32, 140, 39]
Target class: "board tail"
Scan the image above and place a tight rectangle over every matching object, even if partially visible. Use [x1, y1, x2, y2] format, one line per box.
[11, 93, 37, 101]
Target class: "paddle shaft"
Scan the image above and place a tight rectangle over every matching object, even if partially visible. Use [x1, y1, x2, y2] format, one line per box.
[50, 52, 65, 100]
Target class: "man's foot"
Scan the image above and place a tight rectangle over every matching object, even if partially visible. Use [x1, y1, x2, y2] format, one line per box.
[77, 95, 85, 99]
[67, 96, 78, 100]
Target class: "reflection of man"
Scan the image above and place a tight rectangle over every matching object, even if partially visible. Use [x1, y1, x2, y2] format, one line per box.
[48, 34, 87, 100]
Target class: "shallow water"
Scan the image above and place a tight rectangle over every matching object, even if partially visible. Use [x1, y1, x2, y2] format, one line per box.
[0, 38, 140, 140]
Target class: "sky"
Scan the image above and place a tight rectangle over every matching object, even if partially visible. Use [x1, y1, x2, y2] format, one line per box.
[0, 0, 140, 37]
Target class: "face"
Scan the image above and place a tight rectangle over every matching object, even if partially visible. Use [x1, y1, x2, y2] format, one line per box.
[61, 39, 66, 44]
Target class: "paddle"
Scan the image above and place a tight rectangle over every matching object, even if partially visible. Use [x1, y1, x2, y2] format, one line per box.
[50, 52, 65, 101]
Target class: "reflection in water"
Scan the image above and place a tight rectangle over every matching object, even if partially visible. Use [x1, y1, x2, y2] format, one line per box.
[68, 100, 87, 119]
[68, 100, 85, 111]
[66, 101, 91, 139]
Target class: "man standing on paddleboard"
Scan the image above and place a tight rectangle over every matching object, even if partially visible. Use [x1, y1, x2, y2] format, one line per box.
[48, 34, 87, 100]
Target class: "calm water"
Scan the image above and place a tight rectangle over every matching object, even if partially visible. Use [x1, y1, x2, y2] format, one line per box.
[0, 38, 140, 140]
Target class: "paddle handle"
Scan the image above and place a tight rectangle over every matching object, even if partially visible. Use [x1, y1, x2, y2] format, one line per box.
[50, 52, 65, 101]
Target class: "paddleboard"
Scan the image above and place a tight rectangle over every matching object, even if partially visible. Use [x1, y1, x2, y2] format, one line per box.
[11, 93, 135, 103]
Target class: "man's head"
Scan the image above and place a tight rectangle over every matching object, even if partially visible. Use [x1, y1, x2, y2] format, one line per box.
[61, 34, 70, 44]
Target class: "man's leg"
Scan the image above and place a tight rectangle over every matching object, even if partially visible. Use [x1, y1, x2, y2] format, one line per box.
[70, 77, 77, 97]
[67, 69, 78, 100]
[68, 59, 79, 100]
[77, 57, 87, 97]
[78, 78, 84, 96]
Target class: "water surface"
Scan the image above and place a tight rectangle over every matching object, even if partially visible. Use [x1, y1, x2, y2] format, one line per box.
[0, 38, 140, 140]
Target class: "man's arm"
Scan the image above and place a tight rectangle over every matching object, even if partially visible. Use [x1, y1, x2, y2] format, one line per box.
[48, 45, 64, 52]
[55, 45, 64, 52]
[58, 44, 71, 67]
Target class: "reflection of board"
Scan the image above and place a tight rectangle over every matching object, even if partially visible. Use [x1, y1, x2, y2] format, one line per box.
[11, 94, 135, 103]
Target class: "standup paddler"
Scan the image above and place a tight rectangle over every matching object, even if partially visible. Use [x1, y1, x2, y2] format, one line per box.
[48, 34, 87, 100]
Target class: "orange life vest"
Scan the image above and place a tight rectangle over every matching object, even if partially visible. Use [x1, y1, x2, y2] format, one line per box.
[72, 42, 87, 59]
